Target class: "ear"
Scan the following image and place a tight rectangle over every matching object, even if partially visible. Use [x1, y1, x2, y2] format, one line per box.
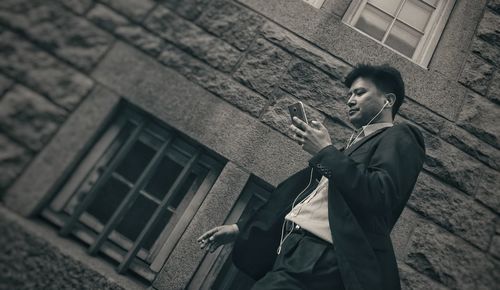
[385, 93, 396, 107]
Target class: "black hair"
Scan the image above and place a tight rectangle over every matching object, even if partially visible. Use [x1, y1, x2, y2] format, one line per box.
[344, 64, 405, 118]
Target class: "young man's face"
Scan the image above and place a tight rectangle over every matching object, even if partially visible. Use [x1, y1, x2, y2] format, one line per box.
[346, 77, 389, 129]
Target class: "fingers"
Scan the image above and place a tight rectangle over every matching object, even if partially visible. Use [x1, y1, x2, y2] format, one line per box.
[289, 131, 305, 145]
[197, 227, 218, 242]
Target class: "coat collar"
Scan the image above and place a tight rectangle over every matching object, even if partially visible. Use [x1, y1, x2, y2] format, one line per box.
[343, 126, 391, 156]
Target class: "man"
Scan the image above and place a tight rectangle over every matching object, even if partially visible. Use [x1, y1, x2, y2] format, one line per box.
[198, 64, 425, 290]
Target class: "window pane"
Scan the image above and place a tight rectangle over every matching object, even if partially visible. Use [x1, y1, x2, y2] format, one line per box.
[142, 209, 172, 251]
[368, 0, 402, 16]
[355, 3, 393, 41]
[115, 139, 156, 183]
[144, 156, 183, 200]
[385, 20, 422, 57]
[86, 177, 130, 225]
[169, 172, 198, 209]
[116, 194, 158, 243]
[398, 0, 434, 31]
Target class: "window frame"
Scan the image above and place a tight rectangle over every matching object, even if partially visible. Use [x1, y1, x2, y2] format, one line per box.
[41, 105, 225, 283]
[343, 0, 456, 67]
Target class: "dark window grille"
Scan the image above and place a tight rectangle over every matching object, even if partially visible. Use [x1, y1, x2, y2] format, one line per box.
[41, 105, 224, 282]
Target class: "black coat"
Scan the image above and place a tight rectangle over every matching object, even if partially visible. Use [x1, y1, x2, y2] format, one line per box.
[232, 123, 425, 290]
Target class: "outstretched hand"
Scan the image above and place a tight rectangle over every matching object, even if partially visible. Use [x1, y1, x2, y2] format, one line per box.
[197, 224, 239, 253]
[290, 117, 332, 155]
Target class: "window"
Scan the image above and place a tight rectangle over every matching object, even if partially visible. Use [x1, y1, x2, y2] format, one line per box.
[187, 177, 274, 290]
[343, 0, 455, 67]
[41, 105, 224, 283]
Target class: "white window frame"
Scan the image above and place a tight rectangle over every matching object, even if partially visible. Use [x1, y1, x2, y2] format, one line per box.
[302, 0, 326, 9]
[343, 0, 456, 67]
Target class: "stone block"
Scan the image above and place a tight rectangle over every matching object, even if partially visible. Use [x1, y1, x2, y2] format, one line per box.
[490, 235, 500, 259]
[475, 167, 500, 214]
[471, 37, 500, 66]
[422, 130, 482, 195]
[233, 38, 293, 97]
[260, 89, 325, 140]
[100, 0, 155, 22]
[398, 99, 445, 134]
[439, 121, 500, 171]
[488, 0, 500, 14]
[390, 209, 422, 260]
[408, 172, 496, 250]
[323, 117, 353, 149]
[158, 44, 268, 117]
[0, 209, 124, 290]
[0, 86, 67, 151]
[398, 264, 448, 290]
[320, 0, 351, 17]
[458, 54, 495, 95]
[280, 59, 349, 123]
[0, 31, 94, 110]
[261, 22, 351, 81]
[145, 5, 241, 72]
[457, 92, 500, 149]
[88, 4, 166, 56]
[0, 74, 13, 98]
[406, 223, 499, 289]
[196, 0, 264, 50]
[0, 0, 114, 72]
[153, 163, 249, 289]
[0, 134, 32, 193]
[55, 0, 93, 15]
[477, 9, 500, 47]
[486, 70, 500, 105]
[174, 0, 211, 21]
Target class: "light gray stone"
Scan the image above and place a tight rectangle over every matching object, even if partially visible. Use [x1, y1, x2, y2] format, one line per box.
[280, 59, 349, 123]
[471, 37, 500, 67]
[4, 85, 121, 216]
[0, 31, 94, 110]
[0, 86, 67, 152]
[55, 0, 93, 14]
[0, 208, 124, 290]
[398, 99, 445, 134]
[406, 223, 499, 289]
[145, 5, 241, 72]
[477, 9, 500, 47]
[100, 0, 155, 22]
[260, 89, 325, 140]
[399, 264, 448, 290]
[490, 235, 500, 259]
[390, 208, 422, 260]
[196, 0, 264, 50]
[158, 44, 268, 117]
[0, 74, 13, 98]
[439, 121, 500, 171]
[422, 130, 482, 196]
[459, 54, 494, 95]
[320, 0, 352, 17]
[457, 92, 500, 149]
[408, 173, 496, 250]
[475, 167, 500, 214]
[88, 4, 166, 56]
[233, 38, 293, 97]
[0, 0, 114, 72]
[0, 134, 32, 193]
[261, 21, 352, 81]
[153, 162, 249, 289]
[486, 70, 500, 105]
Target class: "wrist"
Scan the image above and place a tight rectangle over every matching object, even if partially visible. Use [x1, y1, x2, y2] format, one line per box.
[230, 224, 239, 235]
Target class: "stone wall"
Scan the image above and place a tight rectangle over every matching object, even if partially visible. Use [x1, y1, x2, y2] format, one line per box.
[0, 0, 498, 289]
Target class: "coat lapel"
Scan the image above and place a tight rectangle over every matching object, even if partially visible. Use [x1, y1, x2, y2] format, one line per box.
[343, 127, 390, 156]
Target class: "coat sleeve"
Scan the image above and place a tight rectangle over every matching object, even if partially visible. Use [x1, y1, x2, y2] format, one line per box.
[309, 124, 425, 215]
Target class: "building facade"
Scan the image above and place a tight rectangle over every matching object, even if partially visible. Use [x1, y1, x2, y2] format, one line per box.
[0, 0, 499, 289]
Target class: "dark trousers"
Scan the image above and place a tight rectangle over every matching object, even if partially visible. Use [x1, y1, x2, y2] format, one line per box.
[251, 230, 345, 290]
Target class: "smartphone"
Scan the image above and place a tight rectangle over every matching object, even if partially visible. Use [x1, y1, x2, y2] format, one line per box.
[288, 101, 308, 124]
